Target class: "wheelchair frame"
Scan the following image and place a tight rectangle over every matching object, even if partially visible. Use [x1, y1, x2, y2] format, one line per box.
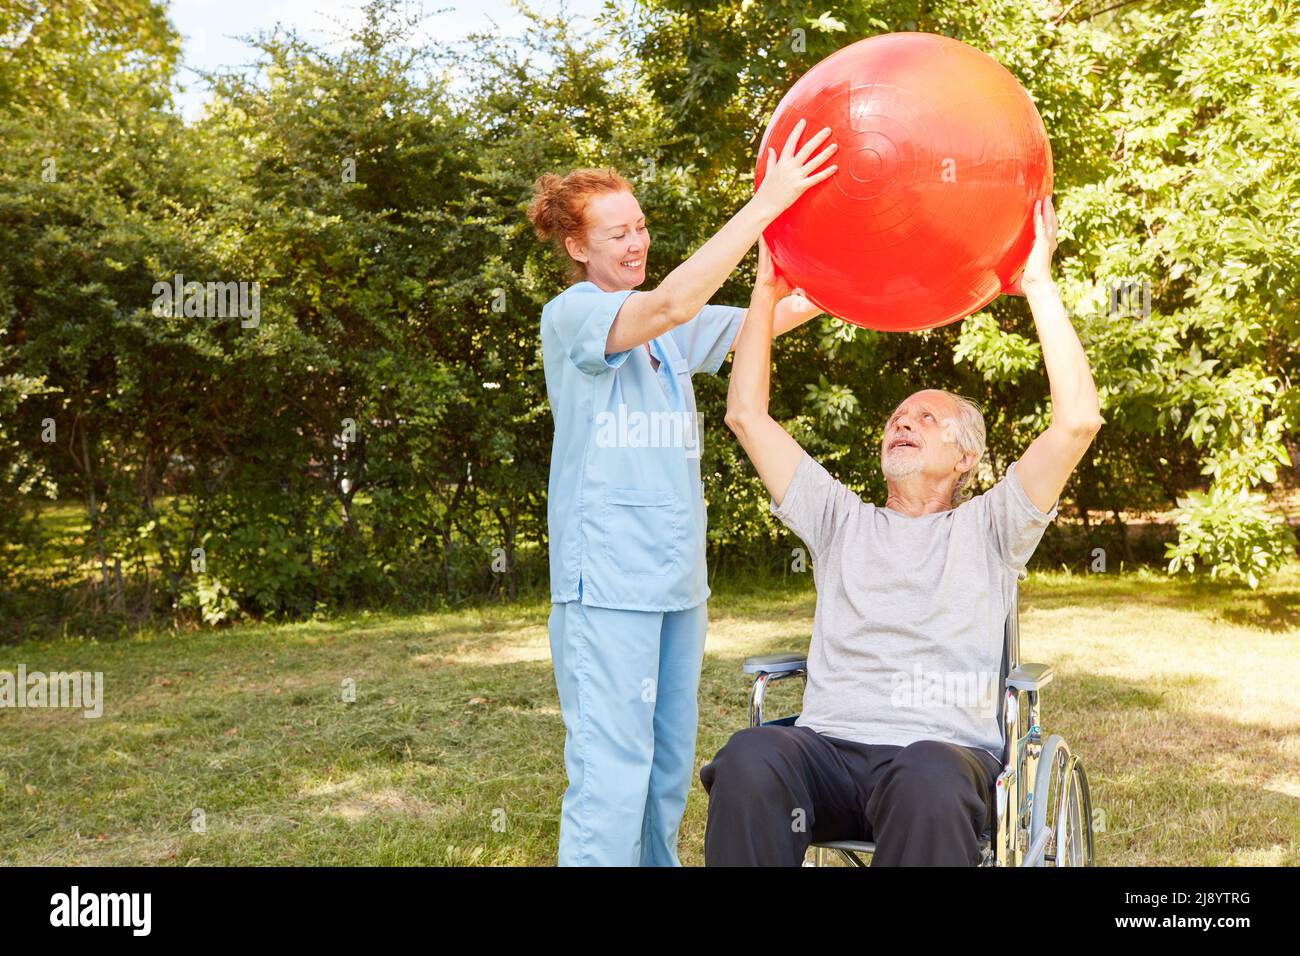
[742, 572, 1095, 867]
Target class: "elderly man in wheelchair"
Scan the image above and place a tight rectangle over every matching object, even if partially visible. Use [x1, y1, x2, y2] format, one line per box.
[704, 200, 1100, 866]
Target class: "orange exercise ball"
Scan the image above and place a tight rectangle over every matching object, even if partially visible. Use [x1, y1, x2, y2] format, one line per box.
[755, 32, 1053, 332]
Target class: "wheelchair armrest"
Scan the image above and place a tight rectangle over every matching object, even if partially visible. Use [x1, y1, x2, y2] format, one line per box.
[743, 653, 807, 675]
[1006, 662, 1053, 692]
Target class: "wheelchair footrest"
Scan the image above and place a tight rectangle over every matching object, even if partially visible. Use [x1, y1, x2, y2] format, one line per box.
[811, 828, 991, 856]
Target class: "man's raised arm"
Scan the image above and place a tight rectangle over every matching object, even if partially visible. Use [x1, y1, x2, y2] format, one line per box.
[727, 293, 825, 353]
[723, 238, 807, 508]
[1008, 197, 1104, 513]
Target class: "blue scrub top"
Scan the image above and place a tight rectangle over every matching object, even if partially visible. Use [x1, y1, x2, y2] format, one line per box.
[541, 280, 744, 611]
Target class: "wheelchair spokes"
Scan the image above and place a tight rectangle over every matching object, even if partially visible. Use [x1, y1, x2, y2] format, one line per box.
[1037, 740, 1094, 867]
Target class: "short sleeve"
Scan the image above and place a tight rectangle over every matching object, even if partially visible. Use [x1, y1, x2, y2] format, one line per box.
[666, 304, 744, 376]
[978, 459, 1060, 572]
[548, 284, 637, 375]
[769, 452, 864, 558]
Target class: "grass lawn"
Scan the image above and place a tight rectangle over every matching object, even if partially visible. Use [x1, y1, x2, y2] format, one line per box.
[2, 563, 1298, 866]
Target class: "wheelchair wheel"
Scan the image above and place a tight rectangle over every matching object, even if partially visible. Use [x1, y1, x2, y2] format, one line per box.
[1064, 756, 1096, 866]
[1029, 735, 1095, 866]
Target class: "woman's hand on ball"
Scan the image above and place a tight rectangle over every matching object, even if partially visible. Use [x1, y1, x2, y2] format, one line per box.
[1007, 196, 1059, 296]
[755, 118, 840, 218]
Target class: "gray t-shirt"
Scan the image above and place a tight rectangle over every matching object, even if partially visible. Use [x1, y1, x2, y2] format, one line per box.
[770, 453, 1059, 761]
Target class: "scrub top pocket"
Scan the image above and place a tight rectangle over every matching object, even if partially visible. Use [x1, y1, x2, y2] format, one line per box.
[603, 487, 683, 577]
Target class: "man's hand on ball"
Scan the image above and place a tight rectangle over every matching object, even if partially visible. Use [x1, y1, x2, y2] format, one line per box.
[755, 235, 794, 300]
[1005, 196, 1058, 297]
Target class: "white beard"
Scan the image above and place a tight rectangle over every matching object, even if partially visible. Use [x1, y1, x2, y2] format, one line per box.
[881, 447, 923, 479]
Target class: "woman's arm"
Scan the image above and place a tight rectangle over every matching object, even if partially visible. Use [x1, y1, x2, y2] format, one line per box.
[723, 238, 808, 507]
[606, 119, 838, 356]
[774, 294, 824, 336]
[728, 293, 824, 353]
[1006, 197, 1104, 512]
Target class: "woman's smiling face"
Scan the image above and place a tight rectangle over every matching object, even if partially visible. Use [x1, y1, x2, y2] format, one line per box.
[564, 190, 650, 291]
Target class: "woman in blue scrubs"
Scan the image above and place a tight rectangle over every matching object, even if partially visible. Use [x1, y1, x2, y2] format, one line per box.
[525, 121, 838, 865]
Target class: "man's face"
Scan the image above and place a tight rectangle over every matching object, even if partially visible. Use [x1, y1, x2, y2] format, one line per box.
[880, 390, 967, 483]
[564, 190, 650, 291]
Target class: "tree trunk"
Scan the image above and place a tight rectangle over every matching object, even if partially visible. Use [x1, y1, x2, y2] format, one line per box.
[76, 420, 110, 604]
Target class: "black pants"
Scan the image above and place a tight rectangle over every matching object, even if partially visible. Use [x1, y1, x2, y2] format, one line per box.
[699, 724, 1002, 866]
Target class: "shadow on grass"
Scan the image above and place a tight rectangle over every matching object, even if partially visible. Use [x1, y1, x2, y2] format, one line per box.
[1215, 591, 1300, 633]
[1022, 570, 1300, 635]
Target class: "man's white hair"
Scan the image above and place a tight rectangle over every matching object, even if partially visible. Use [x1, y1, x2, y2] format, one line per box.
[941, 391, 987, 507]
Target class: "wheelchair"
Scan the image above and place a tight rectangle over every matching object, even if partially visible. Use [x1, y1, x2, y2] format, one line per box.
[741, 572, 1095, 867]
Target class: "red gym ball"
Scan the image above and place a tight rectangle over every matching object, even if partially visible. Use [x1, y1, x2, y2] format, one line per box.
[755, 32, 1054, 332]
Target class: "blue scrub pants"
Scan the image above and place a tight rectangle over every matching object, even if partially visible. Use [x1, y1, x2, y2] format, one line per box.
[547, 596, 708, 866]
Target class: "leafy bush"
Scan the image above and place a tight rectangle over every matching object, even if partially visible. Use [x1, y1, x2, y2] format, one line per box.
[1164, 487, 1297, 588]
